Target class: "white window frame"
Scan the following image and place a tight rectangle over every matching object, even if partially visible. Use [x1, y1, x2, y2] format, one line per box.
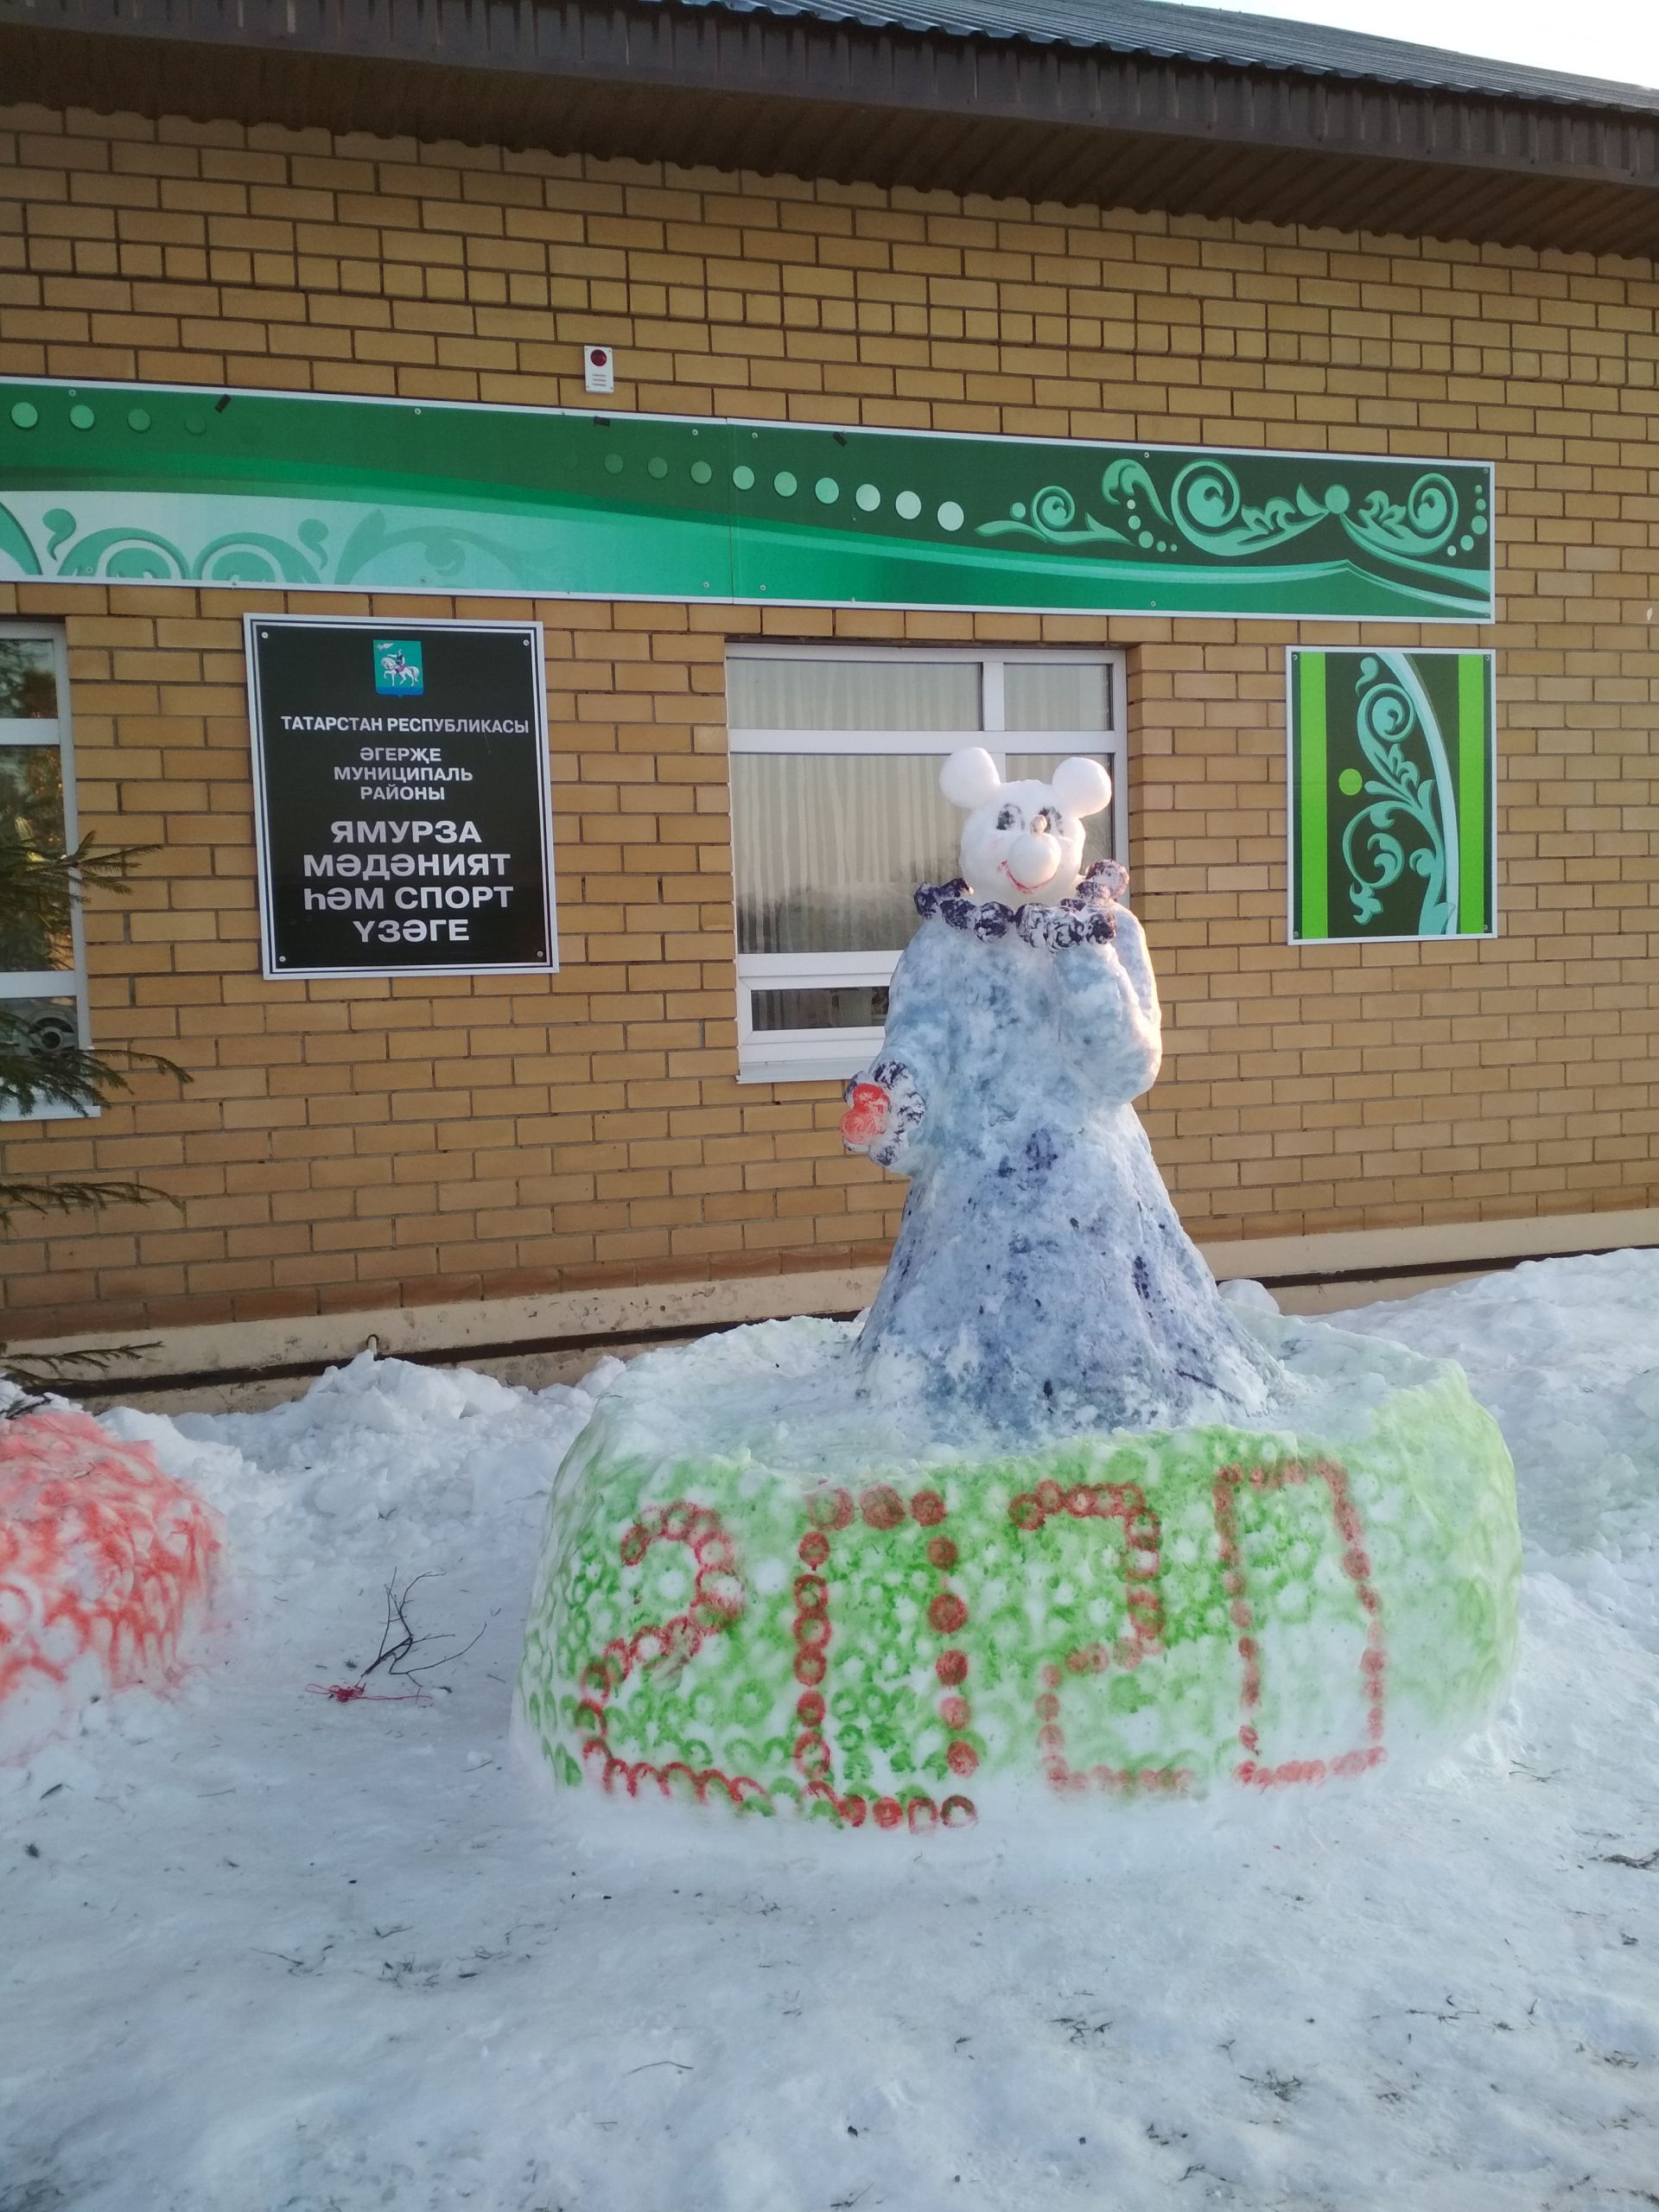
[0, 619, 92, 1121]
[729, 643, 1128, 1084]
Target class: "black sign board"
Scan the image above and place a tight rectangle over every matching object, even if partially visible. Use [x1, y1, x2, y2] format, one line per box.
[244, 617, 556, 979]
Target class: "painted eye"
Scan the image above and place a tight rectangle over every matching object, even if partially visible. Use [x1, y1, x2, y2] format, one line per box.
[995, 805, 1016, 830]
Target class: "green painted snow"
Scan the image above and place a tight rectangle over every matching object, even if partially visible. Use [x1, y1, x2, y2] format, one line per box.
[518, 1344, 1519, 1823]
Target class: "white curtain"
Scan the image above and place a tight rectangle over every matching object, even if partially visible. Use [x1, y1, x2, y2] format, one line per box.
[1004, 661, 1113, 732]
[734, 753, 961, 955]
[728, 656, 1117, 960]
[728, 656, 981, 733]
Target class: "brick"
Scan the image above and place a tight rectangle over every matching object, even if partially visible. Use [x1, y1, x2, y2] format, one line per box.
[0, 111, 1653, 1335]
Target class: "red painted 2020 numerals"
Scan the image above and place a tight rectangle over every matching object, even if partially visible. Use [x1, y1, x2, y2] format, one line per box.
[575, 1452, 1386, 1820]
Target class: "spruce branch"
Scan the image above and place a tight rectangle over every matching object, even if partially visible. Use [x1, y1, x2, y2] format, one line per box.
[0, 1014, 188, 1122]
[0, 833, 156, 957]
[0, 826, 190, 1395]
[0, 1339, 160, 1408]
[0, 827, 188, 1174]
[0, 1174, 168, 1222]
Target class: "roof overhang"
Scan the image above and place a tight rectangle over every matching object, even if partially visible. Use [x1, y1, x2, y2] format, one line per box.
[3, 0, 1657, 256]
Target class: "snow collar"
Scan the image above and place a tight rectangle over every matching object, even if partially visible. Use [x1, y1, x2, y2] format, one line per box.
[913, 858, 1128, 949]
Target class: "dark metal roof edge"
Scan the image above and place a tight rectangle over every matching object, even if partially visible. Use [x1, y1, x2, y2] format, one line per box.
[650, 0, 1659, 118]
[3, 2, 1657, 257]
[4, 0, 1657, 186]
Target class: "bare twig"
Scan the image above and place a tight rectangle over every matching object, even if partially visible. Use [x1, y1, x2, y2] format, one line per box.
[313, 1573, 489, 1706]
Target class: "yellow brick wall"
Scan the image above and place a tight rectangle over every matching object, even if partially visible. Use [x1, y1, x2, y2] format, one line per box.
[1, 101, 1656, 1338]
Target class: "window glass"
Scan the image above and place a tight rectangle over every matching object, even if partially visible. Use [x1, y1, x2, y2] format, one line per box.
[733, 753, 961, 956]
[0, 624, 87, 1121]
[0, 639, 59, 720]
[0, 747, 72, 970]
[0, 995, 79, 1058]
[728, 648, 1124, 1081]
[1004, 661, 1113, 732]
[751, 985, 891, 1033]
[728, 656, 981, 732]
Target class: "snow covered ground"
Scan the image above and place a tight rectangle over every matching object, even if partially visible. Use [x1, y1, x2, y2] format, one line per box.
[3, 1250, 1657, 2212]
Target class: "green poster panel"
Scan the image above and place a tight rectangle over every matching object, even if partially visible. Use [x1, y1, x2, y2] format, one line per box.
[0, 377, 1495, 621]
[1287, 648, 1496, 944]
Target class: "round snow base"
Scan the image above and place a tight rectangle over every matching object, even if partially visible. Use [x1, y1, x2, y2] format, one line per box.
[0, 1408, 221, 1765]
[517, 1314, 1520, 1829]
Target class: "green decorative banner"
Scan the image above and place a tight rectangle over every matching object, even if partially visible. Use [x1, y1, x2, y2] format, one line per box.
[0, 378, 1494, 621]
[1288, 647, 1497, 944]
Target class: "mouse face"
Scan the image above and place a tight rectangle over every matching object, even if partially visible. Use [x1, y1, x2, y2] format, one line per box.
[940, 747, 1112, 908]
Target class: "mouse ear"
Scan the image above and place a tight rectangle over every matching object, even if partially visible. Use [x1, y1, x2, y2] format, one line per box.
[939, 746, 1003, 810]
[1049, 756, 1112, 818]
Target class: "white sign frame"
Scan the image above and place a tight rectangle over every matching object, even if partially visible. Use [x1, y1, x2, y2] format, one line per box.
[245, 613, 557, 982]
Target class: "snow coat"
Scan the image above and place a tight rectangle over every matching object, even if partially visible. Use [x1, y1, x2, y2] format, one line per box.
[852, 867, 1281, 1439]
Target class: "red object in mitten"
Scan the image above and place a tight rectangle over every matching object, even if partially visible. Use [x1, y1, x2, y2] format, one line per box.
[841, 1082, 890, 1149]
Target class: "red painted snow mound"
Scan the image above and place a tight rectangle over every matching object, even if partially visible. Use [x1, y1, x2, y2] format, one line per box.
[0, 1407, 221, 1764]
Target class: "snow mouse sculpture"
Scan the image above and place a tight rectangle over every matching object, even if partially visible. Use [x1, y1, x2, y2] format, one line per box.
[842, 747, 1279, 1439]
[519, 747, 1522, 1829]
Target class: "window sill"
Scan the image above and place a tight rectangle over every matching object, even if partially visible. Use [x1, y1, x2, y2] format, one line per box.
[737, 1027, 882, 1086]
